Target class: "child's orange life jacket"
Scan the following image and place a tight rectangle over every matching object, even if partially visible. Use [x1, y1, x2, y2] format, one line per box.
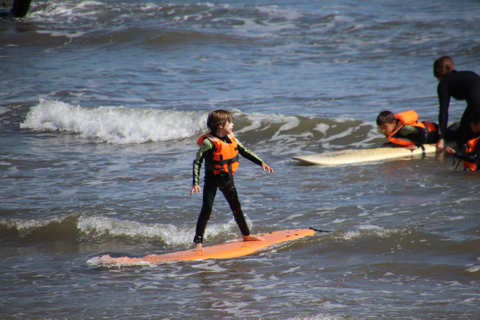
[198, 132, 239, 175]
[387, 110, 438, 146]
[462, 137, 480, 171]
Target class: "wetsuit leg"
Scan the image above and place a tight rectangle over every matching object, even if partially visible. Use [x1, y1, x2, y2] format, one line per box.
[457, 105, 475, 149]
[219, 184, 251, 236]
[193, 182, 218, 244]
[10, 0, 32, 18]
[444, 122, 459, 142]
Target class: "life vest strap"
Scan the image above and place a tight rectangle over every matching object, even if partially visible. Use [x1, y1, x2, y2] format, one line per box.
[204, 154, 239, 172]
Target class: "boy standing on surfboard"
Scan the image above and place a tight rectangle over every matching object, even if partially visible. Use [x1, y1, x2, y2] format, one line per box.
[376, 110, 441, 148]
[190, 110, 274, 252]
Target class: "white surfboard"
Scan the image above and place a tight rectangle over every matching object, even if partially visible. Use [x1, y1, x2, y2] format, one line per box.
[292, 144, 437, 166]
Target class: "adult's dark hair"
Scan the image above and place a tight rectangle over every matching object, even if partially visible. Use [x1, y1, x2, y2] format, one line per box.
[433, 56, 455, 79]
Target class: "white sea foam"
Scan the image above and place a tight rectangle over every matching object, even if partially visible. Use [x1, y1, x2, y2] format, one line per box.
[288, 313, 349, 320]
[1, 216, 65, 231]
[20, 99, 207, 144]
[77, 215, 240, 246]
[466, 263, 480, 273]
[238, 111, 301, 135]
[77, 215, 192, 245]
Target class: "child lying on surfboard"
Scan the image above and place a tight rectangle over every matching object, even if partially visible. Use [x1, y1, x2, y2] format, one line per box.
[190, 109, 274, 252]
[376, 110, 440, 149]
[445, 109, 480, 171]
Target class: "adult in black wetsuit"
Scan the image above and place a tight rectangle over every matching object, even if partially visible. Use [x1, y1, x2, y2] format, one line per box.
[433, 56, 480, 150]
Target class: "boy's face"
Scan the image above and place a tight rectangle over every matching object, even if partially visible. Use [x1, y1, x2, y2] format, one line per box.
[379, 122, 396, 136]
[217, 121, 234, 137]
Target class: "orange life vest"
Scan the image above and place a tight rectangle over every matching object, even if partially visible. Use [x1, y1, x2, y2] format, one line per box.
[462, 137, 480, 171]
[387, 110, 438, 146]
[198, 132, 239, 175]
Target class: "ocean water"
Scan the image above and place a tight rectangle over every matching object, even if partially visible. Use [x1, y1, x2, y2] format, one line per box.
[1, 0, 480, 319]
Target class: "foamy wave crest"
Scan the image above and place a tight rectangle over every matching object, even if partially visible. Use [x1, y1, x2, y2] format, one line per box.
[77, 215, 238, 246]
[78, 215, 192, 245]
[1, 216, 66, 231]
[1, 213, 241, 245]
[20, 99, 207, 144]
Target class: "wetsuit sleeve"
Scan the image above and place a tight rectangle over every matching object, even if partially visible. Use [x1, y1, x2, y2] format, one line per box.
[398, 125, 425, 146]
[236, 139, 264, 166]
[437, 80, 451, 139]
[192, 139, 214, 186]
[453, 143, 480, 164]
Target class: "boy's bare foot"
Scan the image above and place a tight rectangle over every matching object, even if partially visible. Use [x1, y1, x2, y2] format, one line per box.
[242, 235, 263, 241]
[193, 243, 204, 253]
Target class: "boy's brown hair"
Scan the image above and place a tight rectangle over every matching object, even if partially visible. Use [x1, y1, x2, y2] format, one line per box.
[207, 109, 233, 132]
[376, 110, 396, 126]
[433, 56, 455, 79]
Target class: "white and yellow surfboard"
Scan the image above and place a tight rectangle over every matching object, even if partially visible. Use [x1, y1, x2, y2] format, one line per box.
[292, 145, 437, 166]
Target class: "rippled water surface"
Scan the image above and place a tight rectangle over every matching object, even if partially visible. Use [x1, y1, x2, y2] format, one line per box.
[1, 0, 479, 319]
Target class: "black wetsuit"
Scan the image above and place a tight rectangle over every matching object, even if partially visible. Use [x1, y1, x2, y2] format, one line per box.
[437, 70, 480, 149]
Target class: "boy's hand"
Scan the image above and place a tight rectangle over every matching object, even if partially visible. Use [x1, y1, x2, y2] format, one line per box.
[444, 147, 456, 155]
[262, 163, 274, 173]
[190, 185, 201, 195]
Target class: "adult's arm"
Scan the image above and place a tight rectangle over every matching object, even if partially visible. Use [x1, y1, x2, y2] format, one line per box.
[437, 80, 451, 140]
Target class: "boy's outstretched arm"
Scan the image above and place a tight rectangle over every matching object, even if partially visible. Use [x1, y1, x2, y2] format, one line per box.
[236, 140, 274, 173]
[262, 162, 274, 173]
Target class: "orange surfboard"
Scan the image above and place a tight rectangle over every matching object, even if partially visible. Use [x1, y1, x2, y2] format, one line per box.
[93, 229, 315, 266]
